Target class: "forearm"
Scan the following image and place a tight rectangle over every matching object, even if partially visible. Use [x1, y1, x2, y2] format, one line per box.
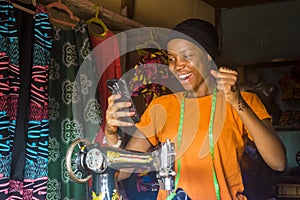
[125, 129, 152, 153]
[233, 97, 286, 171]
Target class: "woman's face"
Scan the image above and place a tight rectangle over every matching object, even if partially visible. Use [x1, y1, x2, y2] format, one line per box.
[167, 38, 212, 95]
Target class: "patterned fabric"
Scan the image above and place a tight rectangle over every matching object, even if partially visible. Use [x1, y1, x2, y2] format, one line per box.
[0, 2, 52, 199]
[47, 21, 102, 199]
[127, 50, 173, 107]
[122, 50, 181, 200]
[89, 31, 122, 145]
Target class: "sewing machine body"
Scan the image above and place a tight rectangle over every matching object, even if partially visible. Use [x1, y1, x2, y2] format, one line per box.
[66, 138, 176, 199]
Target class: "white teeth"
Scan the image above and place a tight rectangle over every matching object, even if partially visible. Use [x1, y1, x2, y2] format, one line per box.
[178, 73, 191, 80]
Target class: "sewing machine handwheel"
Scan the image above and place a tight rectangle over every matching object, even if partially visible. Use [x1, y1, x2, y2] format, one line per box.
[66, 138, 92, 183]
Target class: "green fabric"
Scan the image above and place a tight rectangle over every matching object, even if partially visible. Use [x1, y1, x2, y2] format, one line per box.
[47, 22, 102, 200]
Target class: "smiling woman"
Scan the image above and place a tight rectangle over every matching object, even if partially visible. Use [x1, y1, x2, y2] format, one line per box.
[166, 18, 219, 97]
[104, 18, 287, 200]
[167, 38, 214, 96]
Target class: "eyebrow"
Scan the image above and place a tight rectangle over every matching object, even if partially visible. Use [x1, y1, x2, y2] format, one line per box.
[168, 49, 194, 56]
[179, 49, 193, 54]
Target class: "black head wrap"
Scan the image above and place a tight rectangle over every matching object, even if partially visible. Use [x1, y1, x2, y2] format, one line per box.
[167, 18, 220, 60]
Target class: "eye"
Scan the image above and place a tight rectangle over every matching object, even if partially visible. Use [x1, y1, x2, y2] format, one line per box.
[183, 54, 193, 59]
[167, 56, 176, 64]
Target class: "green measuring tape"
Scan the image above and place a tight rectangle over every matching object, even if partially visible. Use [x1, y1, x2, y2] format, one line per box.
[167, 88, 220, 200]
[209, 88, 220, 199]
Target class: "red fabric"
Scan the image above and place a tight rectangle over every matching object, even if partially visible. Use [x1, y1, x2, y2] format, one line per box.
[90, 30, 122, 144]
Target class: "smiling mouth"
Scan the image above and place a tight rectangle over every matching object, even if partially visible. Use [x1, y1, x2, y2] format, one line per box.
[178, 73, 192, 81]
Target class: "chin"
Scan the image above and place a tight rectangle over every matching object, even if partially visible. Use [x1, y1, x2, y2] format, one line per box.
[179, 80, 193, 90]
[182, 85, 193, 91]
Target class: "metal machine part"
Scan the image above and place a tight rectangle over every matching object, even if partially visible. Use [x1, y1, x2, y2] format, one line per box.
[156, 139, 176, 192]
[66, 138, 176, 198]
[66, 138, 92, 183]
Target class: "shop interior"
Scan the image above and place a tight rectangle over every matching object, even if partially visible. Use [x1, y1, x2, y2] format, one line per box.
[0, 0, 299, 199]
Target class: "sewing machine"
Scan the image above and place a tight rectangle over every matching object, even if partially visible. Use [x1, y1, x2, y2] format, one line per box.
[66, 138, 176, 199]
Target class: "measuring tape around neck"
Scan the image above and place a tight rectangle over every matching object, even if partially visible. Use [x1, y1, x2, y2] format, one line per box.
[167, 88, 220, 200]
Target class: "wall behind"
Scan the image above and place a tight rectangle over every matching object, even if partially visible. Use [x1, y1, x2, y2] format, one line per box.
[221, 0, 300, 65]
[133, 0, 215, 28]
[17, 0, 215, 30]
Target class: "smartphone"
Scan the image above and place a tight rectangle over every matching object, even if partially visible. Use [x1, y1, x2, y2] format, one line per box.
[107, 78, 140, 123]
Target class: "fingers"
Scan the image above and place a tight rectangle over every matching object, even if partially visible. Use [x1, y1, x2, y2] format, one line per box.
[107, 109, 135, 121]
[219, 67, 238, 75]
[211, 67, 238, 79]
[210, 67, 239, 94]
[107, 118, 134, 130]
[106, 94, 135, 132]
[108, 93, 121, 105]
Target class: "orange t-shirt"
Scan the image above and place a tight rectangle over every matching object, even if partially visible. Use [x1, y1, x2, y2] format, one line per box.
[136, 91, 271, 200]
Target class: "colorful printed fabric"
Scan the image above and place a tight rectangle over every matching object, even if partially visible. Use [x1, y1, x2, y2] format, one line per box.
[0, 2, 52, 199]
[0, 0, 20, 182]
[89, 31, 122, 144]
[127, 50, 173, 106]
[47, 21, 103, 199]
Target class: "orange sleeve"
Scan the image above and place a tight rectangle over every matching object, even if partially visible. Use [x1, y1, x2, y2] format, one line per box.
[242, 92, 272, 141]
[135, 96, 170, 146]
[135, 100, 160, 146]
[242, 92, 272, 121]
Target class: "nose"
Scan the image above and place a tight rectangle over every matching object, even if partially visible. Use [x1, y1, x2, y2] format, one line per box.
[169, 56, 185, 71]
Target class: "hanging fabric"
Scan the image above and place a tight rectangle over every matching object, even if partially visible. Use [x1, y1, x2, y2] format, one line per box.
[127, 50, 181, 107]
[86, 21, 123, 199]
[47, 20, 102, 199]
[0, 1, 52, 199]
[22, 5, 52, 199]
[89, 30, 122, 144]
[120, 50, 181, 200]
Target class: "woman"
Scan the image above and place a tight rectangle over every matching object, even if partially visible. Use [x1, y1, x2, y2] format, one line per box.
[105, 19, 286, 199]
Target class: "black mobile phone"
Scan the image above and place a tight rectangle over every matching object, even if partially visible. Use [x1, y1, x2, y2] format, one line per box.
[107, 78, 140, 123]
